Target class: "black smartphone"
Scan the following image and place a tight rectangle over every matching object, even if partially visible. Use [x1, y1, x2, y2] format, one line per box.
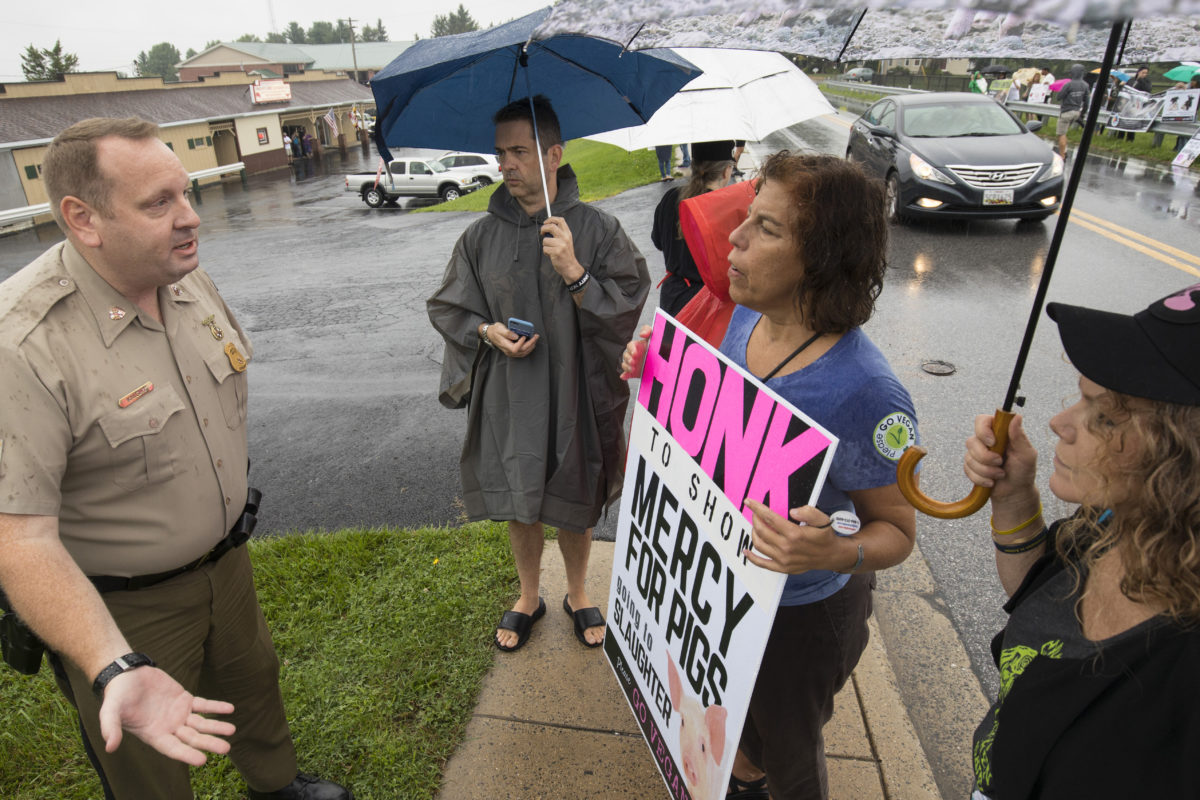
[508, 317, 536, 338]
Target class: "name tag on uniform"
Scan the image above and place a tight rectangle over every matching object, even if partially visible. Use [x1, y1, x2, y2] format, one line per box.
[118, 381, 155, 408]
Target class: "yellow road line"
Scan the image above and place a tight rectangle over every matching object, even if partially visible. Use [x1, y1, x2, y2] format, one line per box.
[1069, 216, 1200, 278]
[1070, 208, 1200, 268]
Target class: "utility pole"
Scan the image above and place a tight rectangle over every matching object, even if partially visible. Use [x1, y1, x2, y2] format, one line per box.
[342, 17, 361, 84]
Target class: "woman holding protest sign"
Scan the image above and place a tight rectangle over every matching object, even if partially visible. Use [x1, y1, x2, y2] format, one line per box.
[962, 286, 1200, 799]
[622, 153, 918, 800]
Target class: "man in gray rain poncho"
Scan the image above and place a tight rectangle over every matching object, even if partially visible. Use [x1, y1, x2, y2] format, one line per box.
[427, 96, 649, 653]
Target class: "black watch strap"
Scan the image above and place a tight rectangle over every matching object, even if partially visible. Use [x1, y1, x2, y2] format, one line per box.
[92, 652, 155, 697]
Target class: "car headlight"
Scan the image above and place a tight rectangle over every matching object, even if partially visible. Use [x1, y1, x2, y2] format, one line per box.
[908, 153, 954, 185]
[1038, 153, 1064, 182]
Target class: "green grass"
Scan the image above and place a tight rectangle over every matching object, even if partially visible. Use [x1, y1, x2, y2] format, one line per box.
[0, 524, 523, 799]
[421, 138, 662, 213]
[1033, 117, 1196, 169]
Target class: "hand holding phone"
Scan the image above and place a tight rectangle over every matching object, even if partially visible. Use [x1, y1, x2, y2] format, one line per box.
[507, 317, 536, 339]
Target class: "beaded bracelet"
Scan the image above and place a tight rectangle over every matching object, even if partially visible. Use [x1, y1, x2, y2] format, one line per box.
[567, 271, 591, 294]
[994, 526, 1048, 554]
[990, 503, 1043, 537]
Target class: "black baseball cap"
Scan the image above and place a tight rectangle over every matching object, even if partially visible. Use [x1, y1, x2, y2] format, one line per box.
[690, 140, 735, 163]
[1047, 283, 1200, 406]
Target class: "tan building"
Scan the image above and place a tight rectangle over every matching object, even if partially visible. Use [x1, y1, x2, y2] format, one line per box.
[179, 41, 414, 85]
[0, 70, 375, 222]
[878, 58, 972, 75]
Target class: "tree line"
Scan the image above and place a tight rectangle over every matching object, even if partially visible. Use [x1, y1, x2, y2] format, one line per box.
[19, 4, 483, 82]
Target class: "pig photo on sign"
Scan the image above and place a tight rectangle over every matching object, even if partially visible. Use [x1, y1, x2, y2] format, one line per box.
[668, 655, 728, 800]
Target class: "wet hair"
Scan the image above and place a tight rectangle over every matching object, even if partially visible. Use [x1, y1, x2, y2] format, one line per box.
[754, 151, 888, 334]
[681, 159, 733, 204]
[43, 117, 161, 231]
[1057, 392, 1200, 622]
[493, 94, 562, 152]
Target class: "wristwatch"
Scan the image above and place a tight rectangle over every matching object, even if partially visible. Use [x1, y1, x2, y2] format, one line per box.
[92, 652, 155, 698]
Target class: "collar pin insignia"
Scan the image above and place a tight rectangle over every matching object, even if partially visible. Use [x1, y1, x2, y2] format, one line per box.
[109, 307, 126, 321]
[200, 314, 225, 341]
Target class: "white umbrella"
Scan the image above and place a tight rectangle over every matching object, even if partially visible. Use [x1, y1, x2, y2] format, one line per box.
[585, 48, 834, 150]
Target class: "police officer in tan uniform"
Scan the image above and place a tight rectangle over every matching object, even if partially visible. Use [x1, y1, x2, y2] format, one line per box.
[0, 118, 350, 800]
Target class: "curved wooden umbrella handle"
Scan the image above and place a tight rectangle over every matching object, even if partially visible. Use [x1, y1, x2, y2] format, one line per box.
[897, 409, 1015, 519]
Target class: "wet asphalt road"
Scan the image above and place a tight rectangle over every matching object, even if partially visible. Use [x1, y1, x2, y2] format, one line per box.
[2, 124, 1198, 701]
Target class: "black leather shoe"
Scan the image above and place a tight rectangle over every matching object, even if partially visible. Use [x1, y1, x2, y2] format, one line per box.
[247, 772, 353, 800]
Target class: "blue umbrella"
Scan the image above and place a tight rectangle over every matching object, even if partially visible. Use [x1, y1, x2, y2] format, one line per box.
[370, 6, 699, 161]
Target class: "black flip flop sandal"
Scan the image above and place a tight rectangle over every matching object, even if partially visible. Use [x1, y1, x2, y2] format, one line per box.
[727, 773, 769, 799]
[562, 595, 605, 648]
[495, 597, 545, 652]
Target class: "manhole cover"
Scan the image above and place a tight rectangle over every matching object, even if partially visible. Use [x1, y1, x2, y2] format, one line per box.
[921, 360, 956, 376]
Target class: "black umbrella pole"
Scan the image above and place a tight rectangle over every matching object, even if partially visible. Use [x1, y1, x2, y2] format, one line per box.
[1000, 20, 1125, 412]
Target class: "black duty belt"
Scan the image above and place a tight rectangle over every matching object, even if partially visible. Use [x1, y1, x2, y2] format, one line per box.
[89, 489, 262, 594]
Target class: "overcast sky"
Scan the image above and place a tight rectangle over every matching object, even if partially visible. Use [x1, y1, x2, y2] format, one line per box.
[1, 0, 550, 83]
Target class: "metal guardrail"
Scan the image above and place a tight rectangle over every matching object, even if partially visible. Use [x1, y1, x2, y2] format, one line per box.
[0, 203, 50, 227]
[1, 162, 247, 229]
[189, 162, 246, 191]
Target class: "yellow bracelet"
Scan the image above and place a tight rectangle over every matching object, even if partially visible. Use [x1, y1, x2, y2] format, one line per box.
[990, 503, 1043, 537]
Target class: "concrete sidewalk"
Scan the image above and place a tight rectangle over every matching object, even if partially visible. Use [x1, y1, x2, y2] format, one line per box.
[436, 541, 950, 800]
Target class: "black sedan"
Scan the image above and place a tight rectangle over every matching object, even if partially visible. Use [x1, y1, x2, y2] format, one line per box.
[846, 92, 1064, 223]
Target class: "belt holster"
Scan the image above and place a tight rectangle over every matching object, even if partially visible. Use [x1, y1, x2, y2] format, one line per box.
[0, 587, 46, 676]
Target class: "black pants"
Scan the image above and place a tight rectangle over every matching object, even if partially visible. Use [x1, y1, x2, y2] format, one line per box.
[739, 573, 874, 800]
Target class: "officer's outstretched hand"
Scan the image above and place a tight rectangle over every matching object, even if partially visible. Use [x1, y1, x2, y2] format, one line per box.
[100, 666, 236, 766]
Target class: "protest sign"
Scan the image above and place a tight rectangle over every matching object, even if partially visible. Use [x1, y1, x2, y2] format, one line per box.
[605, 311, 837, 800]
[1174, 134, 1200, 168]
[1108, 86, 1165, 132]
[988, 78, 1013, 101]
[1162, 88, 1199, 123]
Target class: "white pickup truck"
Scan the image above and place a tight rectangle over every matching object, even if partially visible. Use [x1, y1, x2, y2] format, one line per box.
[346, 157, 481, 207]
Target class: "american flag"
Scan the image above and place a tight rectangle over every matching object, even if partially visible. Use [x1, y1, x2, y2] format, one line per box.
[323, 109, 339, 136]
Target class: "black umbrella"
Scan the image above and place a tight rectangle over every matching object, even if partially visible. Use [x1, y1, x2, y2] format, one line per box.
[535, 0, 1200, 518]
[979, 64, 1012, 76]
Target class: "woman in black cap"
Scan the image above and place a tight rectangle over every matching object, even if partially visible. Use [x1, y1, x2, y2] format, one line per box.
[963, 284, 1200, 799]
[651, 140, 735, 316]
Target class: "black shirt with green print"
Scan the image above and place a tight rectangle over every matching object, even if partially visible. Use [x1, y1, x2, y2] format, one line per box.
[972, 518, 1200, 799]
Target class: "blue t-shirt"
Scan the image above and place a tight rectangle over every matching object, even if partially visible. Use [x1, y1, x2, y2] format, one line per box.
[720, 306, 919, 606]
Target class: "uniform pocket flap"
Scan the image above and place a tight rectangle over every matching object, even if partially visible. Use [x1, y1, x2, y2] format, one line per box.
[202, 334, 250, 384]
[98, 383, 187, 448]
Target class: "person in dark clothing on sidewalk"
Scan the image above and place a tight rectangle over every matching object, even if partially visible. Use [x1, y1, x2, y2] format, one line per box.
[964, 284, 1200, 799]
[652, 139, 735, 316]
[427, 96, 649, 655]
